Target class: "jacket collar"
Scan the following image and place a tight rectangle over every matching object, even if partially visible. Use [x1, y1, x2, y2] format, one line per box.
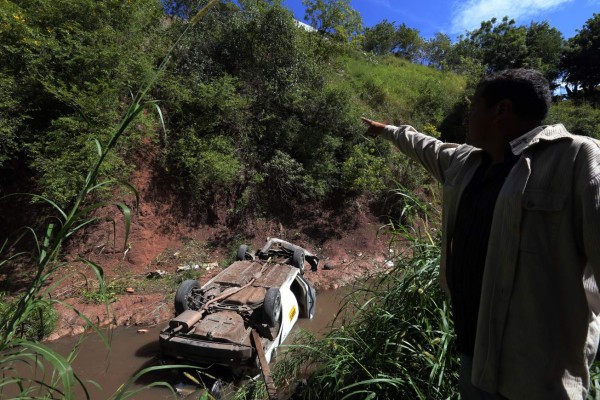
[509, 124, 572, 155]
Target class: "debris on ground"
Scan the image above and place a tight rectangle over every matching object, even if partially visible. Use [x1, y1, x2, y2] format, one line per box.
[146, 270, 167, 279]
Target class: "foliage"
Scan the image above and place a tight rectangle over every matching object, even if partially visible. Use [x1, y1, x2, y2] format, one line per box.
[341, 143, 388, 193]
[0, 293, 57, 341]
[525, 21, 564, 83]
[169, 133, 241, 201]
[363, 21, 424, 62]
[363, 20, 397, 55]
[453, 17, 564, 84]
[0, 72, 21, 169]
[561, 13, 600, 95]
[162, 1, 365, 212]
[394, 23, 424, 63]
[422, 33, 453, 70]
[331, 53, 466, 129]
[302, 0, 363, 45]
[264, 150, 314, 202]
[545, 99, 600, 139]
[0, 0, 165, 204]
[588, 361, 600, 399]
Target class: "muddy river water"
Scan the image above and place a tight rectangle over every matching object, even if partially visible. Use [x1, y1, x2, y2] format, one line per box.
[44, 289, 348, 399]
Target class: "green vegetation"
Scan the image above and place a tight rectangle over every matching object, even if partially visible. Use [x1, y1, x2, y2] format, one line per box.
[302, 0, 363, 45]
[2, 0, 598, 224]
[546, 100, 600, 139]
[332, 55, 465, 127]
[0, 0, 166, 205]
[0, 292, 57, 341]
[561, 14, 600, 95]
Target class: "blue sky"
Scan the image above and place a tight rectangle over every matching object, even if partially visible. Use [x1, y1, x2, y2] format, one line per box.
[282, 0, 599, 39]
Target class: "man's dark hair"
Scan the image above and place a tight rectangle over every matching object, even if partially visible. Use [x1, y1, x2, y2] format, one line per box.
[475, 69, 551, 122]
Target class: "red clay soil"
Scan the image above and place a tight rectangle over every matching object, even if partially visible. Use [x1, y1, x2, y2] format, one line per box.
[46, 140, 403, 341]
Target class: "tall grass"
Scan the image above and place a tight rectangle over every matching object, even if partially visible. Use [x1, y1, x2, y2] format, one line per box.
[283, 246, 458, 399]
[0, 1, 218, 398]
[328, 53, 466, 129]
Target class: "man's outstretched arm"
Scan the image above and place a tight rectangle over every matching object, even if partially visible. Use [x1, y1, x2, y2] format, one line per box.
[361, 117, 462, 184]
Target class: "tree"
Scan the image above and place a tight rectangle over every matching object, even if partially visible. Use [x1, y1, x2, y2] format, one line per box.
[362, 20, 423, 62]
[302, 0, 363, 45]
[163, 0, 362, 208]
[395, 23, 423, 62]
[561, 13, 600, 95]
[363, 20, 396, 55]
[423, 32, 452, 69]
[525, 21, 564, 83]
[468, 17, 528, 71]
[458, 17, 563, 84]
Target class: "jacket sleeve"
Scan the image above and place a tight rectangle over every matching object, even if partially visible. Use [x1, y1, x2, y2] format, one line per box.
[576, 139, 600, 289]
[382, 125, 460, 183]
[581, 173, 600, 285]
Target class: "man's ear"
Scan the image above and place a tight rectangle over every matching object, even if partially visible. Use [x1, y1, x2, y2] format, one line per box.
[496, 99, 513, 117]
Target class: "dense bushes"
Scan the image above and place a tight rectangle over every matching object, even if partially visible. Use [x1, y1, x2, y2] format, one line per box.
[546, 99, 600, 139]
[160, 2, 365, 213]
[0, 0, 165, 204]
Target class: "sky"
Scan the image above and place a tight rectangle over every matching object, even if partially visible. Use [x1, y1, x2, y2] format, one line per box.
[282, 0, 599, 40]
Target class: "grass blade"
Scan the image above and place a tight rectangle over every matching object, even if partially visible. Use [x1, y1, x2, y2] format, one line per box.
[16, 340, 75, 400]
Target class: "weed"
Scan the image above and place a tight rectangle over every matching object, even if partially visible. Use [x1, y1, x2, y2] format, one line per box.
[0, 293, 58, 341]
[79, 278, 129, 304]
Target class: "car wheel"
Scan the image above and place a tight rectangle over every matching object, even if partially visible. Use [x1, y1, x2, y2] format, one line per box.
[292, 247, 305, 270]
[263, 287, 281, 327]
[174, 279, 200, 315]
[236, 244, 249, 261]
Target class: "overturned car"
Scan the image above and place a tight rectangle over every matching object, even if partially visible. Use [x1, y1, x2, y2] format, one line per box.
[159, 238, 318, 372]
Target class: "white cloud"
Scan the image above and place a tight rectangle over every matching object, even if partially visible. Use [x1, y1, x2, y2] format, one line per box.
[450, 0, 575, 34]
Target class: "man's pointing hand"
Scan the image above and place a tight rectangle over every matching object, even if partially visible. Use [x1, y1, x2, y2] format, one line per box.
[361, 117, 386, 138]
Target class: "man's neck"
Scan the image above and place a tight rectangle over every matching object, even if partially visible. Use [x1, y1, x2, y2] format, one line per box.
[486, 121, 540, 164]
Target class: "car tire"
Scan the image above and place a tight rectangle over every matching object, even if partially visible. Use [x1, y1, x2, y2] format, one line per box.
[174, 279, 200, 315]
[263, 287, 281, 327]
[236, 244, 249, 261]
[292, 247, 305, 270]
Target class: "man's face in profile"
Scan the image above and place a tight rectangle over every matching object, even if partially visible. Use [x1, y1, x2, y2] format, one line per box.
[465, 94, 496, 148]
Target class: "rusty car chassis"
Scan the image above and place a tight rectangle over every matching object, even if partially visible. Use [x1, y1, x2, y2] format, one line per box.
[159, 238, 317, 371]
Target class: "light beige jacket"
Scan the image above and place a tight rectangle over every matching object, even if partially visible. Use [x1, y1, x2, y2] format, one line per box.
[382, 124, 600, 399]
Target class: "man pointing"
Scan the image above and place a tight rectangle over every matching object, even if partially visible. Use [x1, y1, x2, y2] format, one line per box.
[363, 69, 600, 399]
